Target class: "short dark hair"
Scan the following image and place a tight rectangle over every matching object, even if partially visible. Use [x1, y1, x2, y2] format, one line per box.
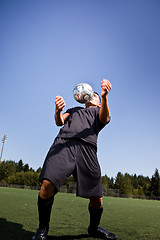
[93, 92, 101, 103]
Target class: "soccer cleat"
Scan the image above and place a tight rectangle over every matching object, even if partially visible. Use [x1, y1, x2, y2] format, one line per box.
[32, 226, 49, 240]
[88, 226, 117, 240]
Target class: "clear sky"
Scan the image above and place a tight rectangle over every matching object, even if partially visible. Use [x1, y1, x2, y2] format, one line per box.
[0, 0, 160, 178]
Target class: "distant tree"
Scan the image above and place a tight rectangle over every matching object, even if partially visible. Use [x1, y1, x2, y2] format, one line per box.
[149, 168, 160, 197]
[29, 167, 35, 172]
[139, 176, 150, 196]
[0, 161, 16, 181]
[23, 172, 41, 186]
[36, 167, 42, 173]
[7, 171, 41, 186]
[108, 177, 115, 189]
[123, 173, 133, 195]
[137, 185, 145, 196]
[101, 175, 109, 188]
[130, 174, 138, 189]
[8, 172, 25, 185]
[23, 164, 29, 172]
[115, 172, 124, 194]
[16, 160, 24, 172]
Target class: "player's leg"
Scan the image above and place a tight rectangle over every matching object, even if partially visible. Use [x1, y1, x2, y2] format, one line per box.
[88, 197, 117, 240]
[38, 180, 55, 227]
[88, 197, 103, 233]
[32, 138, 76, 240]
[32, 180, 55, 240]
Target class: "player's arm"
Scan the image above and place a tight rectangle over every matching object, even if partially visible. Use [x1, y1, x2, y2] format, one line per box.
[99, 79, 112, 124]
[55, 96, 70, 126]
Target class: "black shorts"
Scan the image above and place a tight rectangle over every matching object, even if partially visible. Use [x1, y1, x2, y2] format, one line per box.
[39, 138, 102, 198]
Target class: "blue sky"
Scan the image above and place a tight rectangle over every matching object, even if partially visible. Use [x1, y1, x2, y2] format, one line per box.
[0, 0, 160, 178]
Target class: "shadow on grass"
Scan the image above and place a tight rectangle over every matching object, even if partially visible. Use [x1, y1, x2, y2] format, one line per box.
[0, 219, 119, 240]
[47, 234, 89, 240]
[0, 218, 90, 240]
[0, 218, 34, 240]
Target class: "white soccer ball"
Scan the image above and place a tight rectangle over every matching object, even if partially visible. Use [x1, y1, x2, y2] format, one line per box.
[73, 83, 94, 103]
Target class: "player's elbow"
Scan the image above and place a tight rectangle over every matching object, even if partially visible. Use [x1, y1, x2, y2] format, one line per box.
[54, 117, 64, 126]
[55, 120, 64, 126]
[100, 116, 111, 124]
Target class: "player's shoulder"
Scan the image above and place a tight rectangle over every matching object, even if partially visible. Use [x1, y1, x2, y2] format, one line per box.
[65, 106, 84, 114]
[86, 106, 100, 113]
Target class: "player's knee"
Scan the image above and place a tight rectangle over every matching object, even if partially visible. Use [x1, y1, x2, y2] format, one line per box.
[89, 197, 103, 209]
[40, 180, 55, 199]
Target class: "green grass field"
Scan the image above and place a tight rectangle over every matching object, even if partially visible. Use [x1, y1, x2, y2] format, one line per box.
[0, 187, 160, 240]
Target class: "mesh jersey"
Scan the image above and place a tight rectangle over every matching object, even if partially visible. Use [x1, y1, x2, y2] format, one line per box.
[56, 106, 109, 147]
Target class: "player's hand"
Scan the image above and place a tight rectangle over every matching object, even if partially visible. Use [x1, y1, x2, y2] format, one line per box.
[101, 79, 112, 98]
[55, 96, 66, 112]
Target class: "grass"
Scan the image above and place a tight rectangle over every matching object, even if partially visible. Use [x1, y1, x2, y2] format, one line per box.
[0, 187, 160, 240]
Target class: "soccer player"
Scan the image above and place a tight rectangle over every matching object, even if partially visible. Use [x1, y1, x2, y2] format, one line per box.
[32, 79, 117, 240]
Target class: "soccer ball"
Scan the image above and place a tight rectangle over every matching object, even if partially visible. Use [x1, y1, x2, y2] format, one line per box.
[73, 83, 94, 103]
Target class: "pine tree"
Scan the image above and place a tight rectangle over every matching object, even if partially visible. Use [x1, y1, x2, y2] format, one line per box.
[150, 168, 160, 197]
[123, 173, 133, 195]
[16, 160, 24, 172]
[115, 172, 124, 194]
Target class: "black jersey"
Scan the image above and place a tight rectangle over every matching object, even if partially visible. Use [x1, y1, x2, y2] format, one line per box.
[56, 106, 109, 147]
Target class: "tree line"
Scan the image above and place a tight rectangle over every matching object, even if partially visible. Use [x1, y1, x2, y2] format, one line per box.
[0, 160, 41, 187]
[101, 170, 160, 199]
[0, 160, 160, 199]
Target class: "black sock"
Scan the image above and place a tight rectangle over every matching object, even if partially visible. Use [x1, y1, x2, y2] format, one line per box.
[88, 204, 103, 231]
[38, 195, 54, 229]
